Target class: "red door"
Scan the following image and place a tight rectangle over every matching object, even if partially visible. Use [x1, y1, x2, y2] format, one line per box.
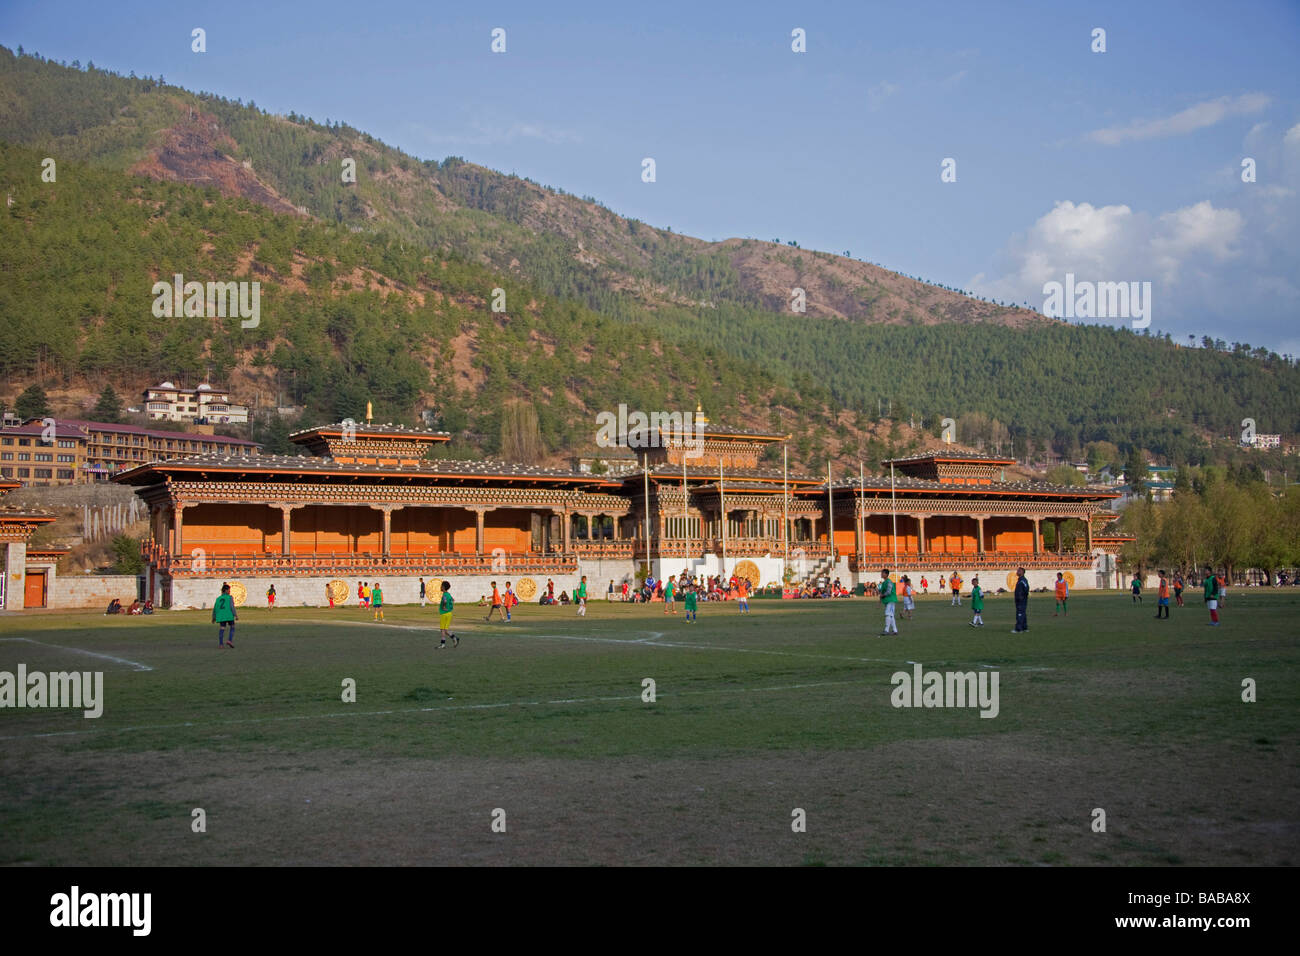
[24, 570, 47, 608]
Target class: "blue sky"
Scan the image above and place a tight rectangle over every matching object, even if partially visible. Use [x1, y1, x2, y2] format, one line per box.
[3, 0, 1298, 352]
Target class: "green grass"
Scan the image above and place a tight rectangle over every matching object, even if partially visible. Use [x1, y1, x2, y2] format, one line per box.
[1, 592, 1297, 866]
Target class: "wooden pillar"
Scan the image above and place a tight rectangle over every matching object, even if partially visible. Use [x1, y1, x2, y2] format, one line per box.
[1032, 517, 1041, 556]
[475, 509, 485, 556]
[1085, 516, 1093, 552]
[382, 507, 393, 557]
[852, 503, 862, 565]
[1054, 519, 1064, 554]
[280, 504, 293, 556]
[563, 509, 571, 553]
[976, 516, 986, 555]
[916, 514, 926, 556]
[612, 515, 621, 541]
[171, 503, 186, 557]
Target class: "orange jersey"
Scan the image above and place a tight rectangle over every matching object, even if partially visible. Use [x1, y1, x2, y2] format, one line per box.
[1159, 580, 1169, 598]
[1055, 581, 1068, 599]
[491, 587, 501, 606]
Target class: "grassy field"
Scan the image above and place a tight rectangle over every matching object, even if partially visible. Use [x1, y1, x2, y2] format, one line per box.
[1, 591, 1297, 866]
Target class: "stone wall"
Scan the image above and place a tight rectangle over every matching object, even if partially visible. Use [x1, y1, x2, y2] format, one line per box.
[49, 574, 142, 609]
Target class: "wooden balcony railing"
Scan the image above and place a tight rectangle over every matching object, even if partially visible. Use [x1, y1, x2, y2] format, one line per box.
[141, 541, 578, 576]
[848, 550, 1095, 572]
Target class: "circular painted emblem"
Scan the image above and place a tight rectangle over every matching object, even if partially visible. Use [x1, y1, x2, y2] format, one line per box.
[1062, 571, 1075, 588]
[734, 560, 760, 586]
[228, 582, 247, 607]
[1006, 571, 1018, 591]
[516, 577, 538, 600]
[327, 579, 349, 604]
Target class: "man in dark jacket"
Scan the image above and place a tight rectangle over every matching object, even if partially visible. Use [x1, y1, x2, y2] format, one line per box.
[1012, 567, 1029, 633]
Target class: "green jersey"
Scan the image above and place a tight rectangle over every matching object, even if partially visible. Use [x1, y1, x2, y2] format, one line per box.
[439, 592, 454, 614]
[576, 581, 587, 600]
[683, 590, 697, 611]
[880, 578, 897, 604]
[1202, 575, 1217, 600]
[213, 593, 236, 623]
[371, 586, 382, 607]
[971, 585, 983, 612]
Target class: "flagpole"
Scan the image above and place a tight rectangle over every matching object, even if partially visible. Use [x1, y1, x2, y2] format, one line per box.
[827, 460, 834, 569]
[859, 460, 865, 576]
[783, 445, 789, 565]
[890, 459, 898, 568]
[643, 452, 651, 579]
[720, 458, 727, 581]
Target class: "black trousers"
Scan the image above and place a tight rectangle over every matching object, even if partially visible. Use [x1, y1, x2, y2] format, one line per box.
[1014, 603, 1028, 631]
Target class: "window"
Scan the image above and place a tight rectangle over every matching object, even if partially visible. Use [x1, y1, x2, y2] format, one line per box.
[18, 438, 31, 446]
[17, 453, 30, 461]
[17, 468, 29, 477]
[1, 437, 11, 445]
[34, 468, 52, 479]
[57, 454, 73, 463]
[57, 469, 74, 479]
[0, 453, 10, 461]
[35, 453, 53, 462]
[0, 467, 10, 477]
[58, 439, 74, 448]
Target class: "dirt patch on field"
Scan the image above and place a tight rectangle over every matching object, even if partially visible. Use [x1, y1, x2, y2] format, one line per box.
[3, 734, 1294, 866]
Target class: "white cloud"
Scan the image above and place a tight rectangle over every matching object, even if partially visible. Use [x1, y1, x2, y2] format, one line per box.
[1088, 93, 1271, 145]
[867, 81, 899, 111]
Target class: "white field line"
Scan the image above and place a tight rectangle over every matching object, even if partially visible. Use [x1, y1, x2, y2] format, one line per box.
[0, 677, 865, 742]
[0, 637, 154, 672]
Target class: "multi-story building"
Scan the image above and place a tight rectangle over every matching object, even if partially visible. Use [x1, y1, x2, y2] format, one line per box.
[1245, 433, 1282, 450]
[116, 411, 1125, 609]
[0, 420, 261, 483]
[0, 422, 88, 485]
[143, 382, 249, 424]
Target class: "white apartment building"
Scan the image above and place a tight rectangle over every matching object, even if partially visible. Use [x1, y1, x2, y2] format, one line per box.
[143, 382, 249, 424]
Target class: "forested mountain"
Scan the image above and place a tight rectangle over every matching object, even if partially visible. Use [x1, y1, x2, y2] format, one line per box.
[1, 47, 1298, 473]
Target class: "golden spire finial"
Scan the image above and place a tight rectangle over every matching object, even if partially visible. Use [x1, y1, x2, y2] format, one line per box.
[365, 401, 373, 424]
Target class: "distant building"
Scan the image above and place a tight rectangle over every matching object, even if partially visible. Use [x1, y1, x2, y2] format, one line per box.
[1244, 433, 1281, 450]
[143, 382, 249, 424]
[0, 422, 88, 486]
[0, 419, 260, 484]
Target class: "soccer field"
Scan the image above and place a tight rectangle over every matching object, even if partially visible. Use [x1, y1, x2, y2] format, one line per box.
[1, 592, 1297, 866]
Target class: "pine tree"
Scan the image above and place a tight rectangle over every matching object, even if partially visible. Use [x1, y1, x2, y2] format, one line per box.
[14, 384, 51, 419]
[89, 385, 123, 423]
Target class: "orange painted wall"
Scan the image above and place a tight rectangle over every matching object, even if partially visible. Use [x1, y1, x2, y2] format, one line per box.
[986, 518, 1035, 553]
[289, 505, 381, 553]
[184, 503, 272, 553]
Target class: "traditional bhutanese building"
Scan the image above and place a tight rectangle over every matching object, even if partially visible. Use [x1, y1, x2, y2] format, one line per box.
[114, 412, 1123, 608]
[0, 478, 66, 609]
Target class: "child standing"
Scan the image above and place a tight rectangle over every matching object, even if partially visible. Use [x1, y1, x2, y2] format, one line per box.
[419, 577, 426, 608]
[371, 582, 384, 622]
[504, 581, 516, 622]
[267, 583, 276, 610]
[437, 581, 459, 649]
[663, 576, 676, 615]
[1054, 573, 1069, 616]
[213, 583, 238, 648]
[901, 576, 914, 620]
[920, 576, 929, 595]
[1155, 571, 1170, 619]
[683, 585, 698, 623]
[950, 573, 962, 606]
[575, 575, 588, 616]
[737, 578, 750, 613]
[1173, 572, 1184, 607]
[969, 576, 984, 627]
[1131, 574, 1143, 604]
